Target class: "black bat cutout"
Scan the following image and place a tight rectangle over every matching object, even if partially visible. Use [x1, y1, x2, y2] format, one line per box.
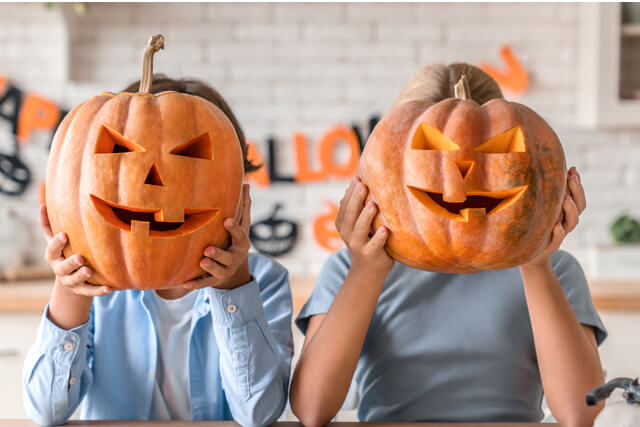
[0, 151, 31, 196]
[249, 203, 298, 257]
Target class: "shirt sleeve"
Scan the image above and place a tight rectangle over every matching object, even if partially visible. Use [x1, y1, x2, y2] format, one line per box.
[552, 250, 608, 345]
[22, 305, 94, 426]
[295, 248, 351, 335]
[207, 254, 293, 427]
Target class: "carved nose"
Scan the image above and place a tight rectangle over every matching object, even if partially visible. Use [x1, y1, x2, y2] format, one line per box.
[144, 163, 164, 186]
[442, 160, 473, 203]
[456, 161, 473, 180]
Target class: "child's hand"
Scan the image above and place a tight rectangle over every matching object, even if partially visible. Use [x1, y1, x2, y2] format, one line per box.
[183, 184, 252, 290]
[522, 167, 586, 269]
[336, 178, 393, 276]
[40, 205, 111, 297]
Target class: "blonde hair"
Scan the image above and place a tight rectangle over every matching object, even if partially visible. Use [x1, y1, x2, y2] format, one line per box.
[391, 62, 503, 109]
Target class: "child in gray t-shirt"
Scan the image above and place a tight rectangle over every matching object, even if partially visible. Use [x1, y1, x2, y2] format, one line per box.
[289, 64, 607, 427]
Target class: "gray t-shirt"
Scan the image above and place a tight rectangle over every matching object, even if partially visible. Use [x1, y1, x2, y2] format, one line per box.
[296, 249, 607, 423]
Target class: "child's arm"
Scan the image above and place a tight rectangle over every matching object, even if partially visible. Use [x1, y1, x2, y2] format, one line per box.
[290, 179, 393, 427]
[520, 168, 604, 427]
[23, 205, 104, 425]
[185, 184, 293, 426]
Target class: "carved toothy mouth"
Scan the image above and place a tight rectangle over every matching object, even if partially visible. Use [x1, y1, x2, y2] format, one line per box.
[90, 194, 219, 238]
[407, 186, 527, 221]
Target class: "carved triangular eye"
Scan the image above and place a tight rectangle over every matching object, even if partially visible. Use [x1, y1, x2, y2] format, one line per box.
[475, 126, 525, 153]
[170, 132, 213, 160]
[95, 125, 145, 154]
[412, 123, 459, 151]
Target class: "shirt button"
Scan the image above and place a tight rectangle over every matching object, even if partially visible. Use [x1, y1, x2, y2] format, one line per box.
[148, 370, 155, 378]
[69, 377, 76, 385]
[236, 352, 247, 363]
[63, 342, 74, 351]
[227, 303, 237, 313]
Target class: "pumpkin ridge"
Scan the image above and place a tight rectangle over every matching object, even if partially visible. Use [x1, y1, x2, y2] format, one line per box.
[384, 107, 449, 267]
[180, 95, 201, 285]
[117, 94, 138, 286]
[77, 97, 115, 284]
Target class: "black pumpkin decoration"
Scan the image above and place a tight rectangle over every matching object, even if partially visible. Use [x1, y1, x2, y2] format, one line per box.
[249, 203, 298, 257]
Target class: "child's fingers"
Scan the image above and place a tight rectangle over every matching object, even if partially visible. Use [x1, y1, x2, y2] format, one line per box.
[567, 172, 586, 214]
[45, 233, 67, 265]
[366, 226, 389, 251]
[203, 246, 233, 267]
[238, 184, 252, 232]
[61, 266, 94, 288]
[543, 222, 565, 255]
[343, 182, 368, 233]
[562, 195, 580, 233]
[352, 201, 377, 244]
[52, 255, 85, 277]
[69, 282, 111, 297]
[224, 219, 251, 253]
[336, 179, 357, 226]
[199, 257, 227, 279]
[39, 205, 54, 241]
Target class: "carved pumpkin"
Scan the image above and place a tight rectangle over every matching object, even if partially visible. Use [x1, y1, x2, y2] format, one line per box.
[45, 35, 244, 289]
[359, 76, 566, 273]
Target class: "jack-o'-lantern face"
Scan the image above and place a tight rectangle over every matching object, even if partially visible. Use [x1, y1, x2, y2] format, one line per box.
[359, 87, 566, 273]
[90, 125, 220, 238]
[406, 123, 528, 222]
[46, 92, 244, 289]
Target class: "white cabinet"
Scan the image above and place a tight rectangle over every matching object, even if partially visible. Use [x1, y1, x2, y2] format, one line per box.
[599, 310, 640, 380]
[578, 3, 640, 127]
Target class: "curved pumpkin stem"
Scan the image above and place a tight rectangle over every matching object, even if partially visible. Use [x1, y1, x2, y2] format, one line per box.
[138, 34, 165, 94]
[454, 75, 471, 100]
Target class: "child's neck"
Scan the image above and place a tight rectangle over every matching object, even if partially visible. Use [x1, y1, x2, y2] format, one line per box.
[155, 287, 193, 300]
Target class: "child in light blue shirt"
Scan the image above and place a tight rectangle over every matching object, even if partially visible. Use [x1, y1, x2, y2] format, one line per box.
[23, 77, 293, 426]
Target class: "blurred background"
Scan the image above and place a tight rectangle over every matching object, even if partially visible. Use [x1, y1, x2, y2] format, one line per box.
[1, 1, 639, 420]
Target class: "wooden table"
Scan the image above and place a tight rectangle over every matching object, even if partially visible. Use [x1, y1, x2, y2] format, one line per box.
[1, 275, 640, 313]
[0, 421, 558, 426]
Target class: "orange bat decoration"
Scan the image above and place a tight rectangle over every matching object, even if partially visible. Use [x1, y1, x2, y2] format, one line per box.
[479, 46, 529, 96]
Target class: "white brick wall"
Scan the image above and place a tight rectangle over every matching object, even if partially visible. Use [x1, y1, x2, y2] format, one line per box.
[1, 2, 640, 278]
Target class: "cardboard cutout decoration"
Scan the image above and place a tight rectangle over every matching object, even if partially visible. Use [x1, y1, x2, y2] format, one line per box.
[479, 46, 529, 96]
[45, 35, 244, 289]
[0, 84, 30, 196]
[17, 93, 63, 144]
[313, 201, 343, 251]
[359, 75, 566, 273]
[296, 126, 361, 182]
[246, 142, 270, 187]
[249, 203, 298, 257]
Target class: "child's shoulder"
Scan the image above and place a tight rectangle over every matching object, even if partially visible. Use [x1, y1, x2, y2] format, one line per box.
[248, 252, 291, 293]
[550, 249, 585, 276]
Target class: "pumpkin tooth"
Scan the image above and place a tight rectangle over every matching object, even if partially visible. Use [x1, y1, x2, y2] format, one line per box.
[407, 185, 527, 221]
[90, 194, 219, 238]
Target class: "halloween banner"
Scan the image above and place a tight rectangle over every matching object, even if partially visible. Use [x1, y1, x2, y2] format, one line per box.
[0, 76, 66, 196]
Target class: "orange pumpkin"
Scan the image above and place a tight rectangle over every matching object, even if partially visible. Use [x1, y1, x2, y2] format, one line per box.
[359, 76, 566, 273]
[45, 35, 244, 289]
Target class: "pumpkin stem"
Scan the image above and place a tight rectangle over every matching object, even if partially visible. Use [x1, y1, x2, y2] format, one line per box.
[454, 75, 471, 100]
[138, 34, 165, 94]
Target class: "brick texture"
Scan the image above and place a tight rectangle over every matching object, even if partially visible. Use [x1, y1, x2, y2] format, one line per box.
[1, 2, 640, 279]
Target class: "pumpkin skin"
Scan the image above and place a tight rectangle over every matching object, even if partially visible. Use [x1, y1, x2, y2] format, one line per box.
[359, 97, 567, 273]
[46, 91, 244, 289]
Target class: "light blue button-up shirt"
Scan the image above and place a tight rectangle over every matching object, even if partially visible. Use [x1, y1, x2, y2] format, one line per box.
[23, 253, 293, 427]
